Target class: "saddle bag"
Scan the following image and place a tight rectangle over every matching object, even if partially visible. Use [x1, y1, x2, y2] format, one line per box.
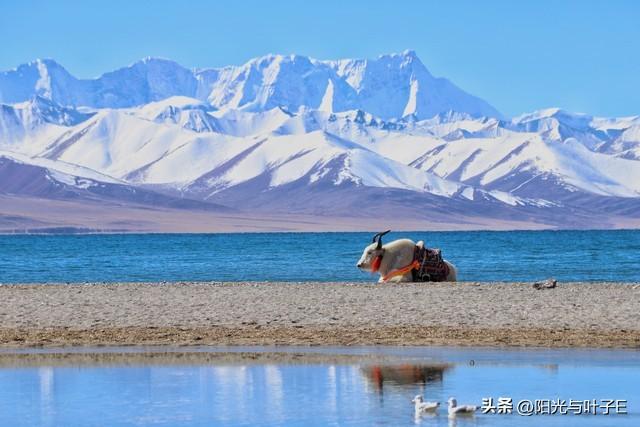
[412, 246, 449, 282]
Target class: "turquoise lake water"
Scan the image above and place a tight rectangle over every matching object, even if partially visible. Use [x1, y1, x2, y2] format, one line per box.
[0, 346, 637, 426]
[0, 230, 639, 283]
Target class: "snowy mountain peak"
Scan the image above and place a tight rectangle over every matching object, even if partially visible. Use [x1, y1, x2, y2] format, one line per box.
[0, 52, 501, 120]
[514, 108, 591, 124]
[377, 49, 422, 66]
[139, 56, 174, 64]
[400, 49, 418, 58]
[24, 95, 93, 126]
[0, 96, 93, 147]
[19, 58, 65, 73]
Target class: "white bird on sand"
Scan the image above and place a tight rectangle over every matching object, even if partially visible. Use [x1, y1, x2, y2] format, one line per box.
[447, 397, 478, 417]
[412, 395, 440, 415]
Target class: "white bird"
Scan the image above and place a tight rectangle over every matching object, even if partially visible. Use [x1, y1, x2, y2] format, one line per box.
[447, 397, 478, 417]
[412, 395, 440, 415]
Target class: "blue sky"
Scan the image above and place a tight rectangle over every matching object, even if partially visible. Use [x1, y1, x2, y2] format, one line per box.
[1, 0, 638, 117]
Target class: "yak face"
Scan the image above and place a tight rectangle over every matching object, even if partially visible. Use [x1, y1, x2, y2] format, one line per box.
[357, 230, 390, 273]
[356, 242, 385, 273]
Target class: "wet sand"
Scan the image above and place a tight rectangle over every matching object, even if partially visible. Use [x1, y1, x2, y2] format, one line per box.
[0, 349, 402, 367]
[0, 282, 638, 348]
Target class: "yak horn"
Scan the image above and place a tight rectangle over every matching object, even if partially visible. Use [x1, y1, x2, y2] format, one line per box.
[372, 229, 391, 248]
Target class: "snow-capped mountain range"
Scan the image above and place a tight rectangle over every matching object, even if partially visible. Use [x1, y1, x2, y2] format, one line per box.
[1, 51, 639, 231]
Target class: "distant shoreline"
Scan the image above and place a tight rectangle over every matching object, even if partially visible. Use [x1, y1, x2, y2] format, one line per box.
[1, 227, 639, 235]
[1, 282, 638, 349]
[3, 195, 639, 234]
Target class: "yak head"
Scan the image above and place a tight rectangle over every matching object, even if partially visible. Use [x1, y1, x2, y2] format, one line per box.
[356, 230, 390, 273]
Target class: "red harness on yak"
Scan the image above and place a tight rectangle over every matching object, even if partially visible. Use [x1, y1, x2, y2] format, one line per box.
[382, 245, 449, 282]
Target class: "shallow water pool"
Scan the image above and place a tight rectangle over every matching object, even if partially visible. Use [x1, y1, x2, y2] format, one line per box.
[0, 346, 637, 426]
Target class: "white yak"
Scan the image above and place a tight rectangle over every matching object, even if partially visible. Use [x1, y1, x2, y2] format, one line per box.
[356, 230, 457, 283]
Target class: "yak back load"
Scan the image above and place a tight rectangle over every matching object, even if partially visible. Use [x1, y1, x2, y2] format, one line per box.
[412, 243, 450, 282]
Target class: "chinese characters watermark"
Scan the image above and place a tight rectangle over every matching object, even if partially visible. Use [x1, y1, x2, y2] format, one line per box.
[481, 397, 627, 416]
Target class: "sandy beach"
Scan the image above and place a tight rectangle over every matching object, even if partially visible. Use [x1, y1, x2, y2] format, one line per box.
[0, 281, 638, 348]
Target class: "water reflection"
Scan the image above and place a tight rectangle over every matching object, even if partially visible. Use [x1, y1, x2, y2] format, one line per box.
[362, 364, 449, 393]
[0, 352, 637, 427]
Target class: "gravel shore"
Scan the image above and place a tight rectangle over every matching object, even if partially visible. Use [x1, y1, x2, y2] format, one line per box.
[0, 282, 638, 348]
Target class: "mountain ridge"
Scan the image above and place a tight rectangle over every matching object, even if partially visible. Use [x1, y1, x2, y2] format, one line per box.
[0, 53, 639, 231]
[0, 52, 501, 119]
